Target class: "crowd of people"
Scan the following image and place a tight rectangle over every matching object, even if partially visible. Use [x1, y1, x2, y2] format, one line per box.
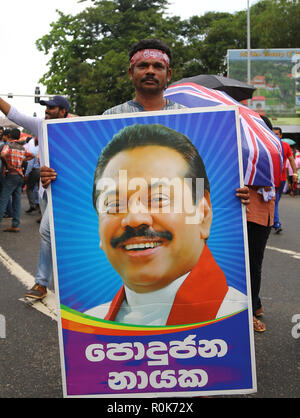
[271, 126, 299, 234]
[0, 126, 40, 231]
[0, 38, 299, 335]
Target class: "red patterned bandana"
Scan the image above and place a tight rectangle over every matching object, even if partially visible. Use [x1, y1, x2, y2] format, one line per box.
[130, 49, 170, 67]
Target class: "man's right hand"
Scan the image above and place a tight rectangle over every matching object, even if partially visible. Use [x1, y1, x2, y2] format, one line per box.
[40, 165, 57, 188]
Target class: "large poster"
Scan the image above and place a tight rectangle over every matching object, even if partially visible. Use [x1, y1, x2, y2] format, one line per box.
[44, 107, 256, 398]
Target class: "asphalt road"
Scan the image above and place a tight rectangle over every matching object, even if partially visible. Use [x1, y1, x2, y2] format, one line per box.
[0, 193, 299, 399]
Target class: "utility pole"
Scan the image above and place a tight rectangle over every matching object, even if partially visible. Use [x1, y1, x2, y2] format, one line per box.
[0, 86, 49, 103]
[247, 0, 251, 85]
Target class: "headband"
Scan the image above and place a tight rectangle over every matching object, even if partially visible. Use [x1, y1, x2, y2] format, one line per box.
[130, 49, 170, 67]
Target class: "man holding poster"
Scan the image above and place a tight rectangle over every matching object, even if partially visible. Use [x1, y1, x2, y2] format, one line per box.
[42, 38, 256, 397]
[86, 123, 248, 325]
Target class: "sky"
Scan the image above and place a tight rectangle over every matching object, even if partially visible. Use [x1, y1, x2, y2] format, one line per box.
[0, 0, 250, 120]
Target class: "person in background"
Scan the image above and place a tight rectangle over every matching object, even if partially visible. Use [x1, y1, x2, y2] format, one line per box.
[246, 116, 276, 332]
[0, 128, 34, 232]
[272, 127, 298, 233]
[24, 137, 40, 213]
[286, 148, 300, 197]
[0, 95, 70, 299]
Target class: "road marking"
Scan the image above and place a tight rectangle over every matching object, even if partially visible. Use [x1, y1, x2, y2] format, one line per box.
[1, 244, 298, 322]
[266, 246, 300, 259]
[0, 246, 57, 321]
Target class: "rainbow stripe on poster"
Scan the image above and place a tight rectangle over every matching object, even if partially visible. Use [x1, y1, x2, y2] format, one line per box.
[60, 304, 244, 336]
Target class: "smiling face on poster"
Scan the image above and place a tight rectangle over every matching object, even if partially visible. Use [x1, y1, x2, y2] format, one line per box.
[44, 107, 256, 398]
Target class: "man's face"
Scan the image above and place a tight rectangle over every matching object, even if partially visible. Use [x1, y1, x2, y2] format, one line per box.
[97, 145, 212, 294]
[129, 58, 171, 95]
[45, 105, 66, 120]
[273, 128, 282, 138]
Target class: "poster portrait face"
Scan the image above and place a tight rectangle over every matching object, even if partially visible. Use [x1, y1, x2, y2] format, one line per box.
[95, 143, 212, 294]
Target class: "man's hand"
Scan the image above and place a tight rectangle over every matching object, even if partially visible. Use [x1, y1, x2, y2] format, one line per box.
[40, 165, 57, 188]
[0, 98, 11, 116]
[236, 186, 250, 205]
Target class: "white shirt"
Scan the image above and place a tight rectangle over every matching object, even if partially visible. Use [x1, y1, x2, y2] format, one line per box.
[115, 274, 188, 326]
[85, 275, 248, 326]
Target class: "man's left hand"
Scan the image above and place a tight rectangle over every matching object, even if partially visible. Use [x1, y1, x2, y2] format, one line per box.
[236, 186, 250, 205]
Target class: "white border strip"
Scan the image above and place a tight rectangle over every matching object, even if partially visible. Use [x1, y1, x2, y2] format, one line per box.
[0, 246, 57, 320]
[234, 107, 257, 394]
[266, 245, 300, 259]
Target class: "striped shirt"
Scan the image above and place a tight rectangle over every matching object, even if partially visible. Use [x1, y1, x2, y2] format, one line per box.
[103, 99, 185, 115]
[1, 143, 33, 177]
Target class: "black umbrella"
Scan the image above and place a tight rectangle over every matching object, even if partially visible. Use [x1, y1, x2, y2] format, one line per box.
[170, 75, 256, 102]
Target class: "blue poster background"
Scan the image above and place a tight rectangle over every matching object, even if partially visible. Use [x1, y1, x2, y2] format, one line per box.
[47, 108, 247, 312]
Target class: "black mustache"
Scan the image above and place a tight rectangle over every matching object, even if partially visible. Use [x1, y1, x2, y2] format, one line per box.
[111, 225, 173, 248]
[141, 76, 159, 84]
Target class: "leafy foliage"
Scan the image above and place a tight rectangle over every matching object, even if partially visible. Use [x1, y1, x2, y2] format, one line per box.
[36, 0, 300, 115]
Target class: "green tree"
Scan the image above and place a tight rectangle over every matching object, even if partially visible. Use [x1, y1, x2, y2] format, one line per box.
[180, 0, 299, 75]
[36, 0, 300, 114]
[37, 0, 188, 115]
[251, 0, 300, 48]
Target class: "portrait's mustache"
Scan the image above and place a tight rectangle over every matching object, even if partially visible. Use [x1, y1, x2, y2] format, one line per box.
[110, 225, 173, 248]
